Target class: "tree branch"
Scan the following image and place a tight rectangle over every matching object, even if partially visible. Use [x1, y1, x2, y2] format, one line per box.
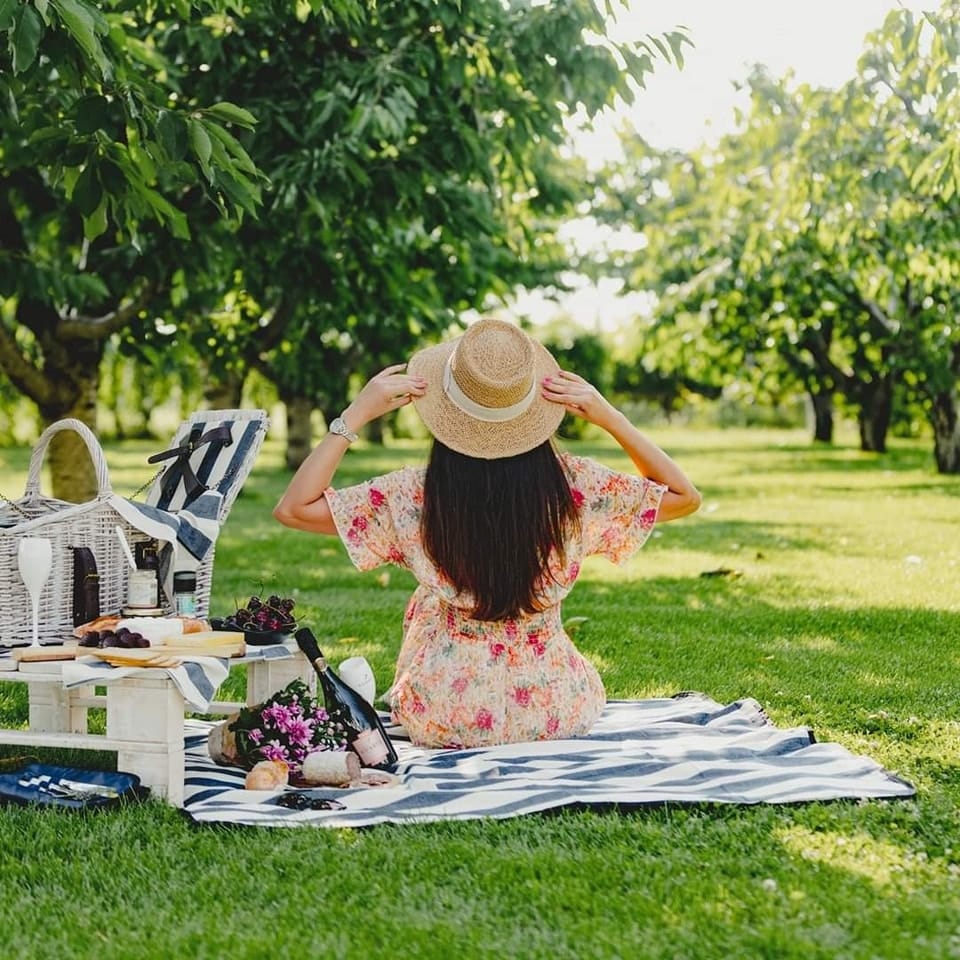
[58, 282, 158, 339]
[877, 78, 918, 120]
[801, 328, 856, 391]
[257, 291, 300, 354]
[0, 317, 54, 405]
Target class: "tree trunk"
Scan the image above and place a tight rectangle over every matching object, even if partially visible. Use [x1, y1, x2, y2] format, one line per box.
[931, 390, 960, 473]
[807, 390, 834, 443]
[857, 378, 893, 453]
[366, 416, 385, 445]
[203, 373, 244, 410]
[37, 342, 103, 503]
[283, 393, 314, 470]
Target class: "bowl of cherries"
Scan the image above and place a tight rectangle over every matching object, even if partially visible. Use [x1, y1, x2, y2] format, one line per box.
[212, 594, 297, 646]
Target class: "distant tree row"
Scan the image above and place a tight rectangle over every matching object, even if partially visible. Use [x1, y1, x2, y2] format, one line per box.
[593, 2, 960, 471]
[0, 0, 688, 498]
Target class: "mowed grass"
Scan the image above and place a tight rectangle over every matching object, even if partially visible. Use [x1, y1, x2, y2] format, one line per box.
[0, 425, 958, 960]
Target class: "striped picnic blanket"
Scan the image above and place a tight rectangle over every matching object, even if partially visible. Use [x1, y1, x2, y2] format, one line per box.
[182, 693, 915, 827]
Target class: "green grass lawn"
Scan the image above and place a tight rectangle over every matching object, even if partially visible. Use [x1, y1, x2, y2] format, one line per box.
[0, 426, 958, 960]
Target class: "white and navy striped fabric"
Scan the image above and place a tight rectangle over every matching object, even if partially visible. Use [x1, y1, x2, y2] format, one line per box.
[145, 414, 267, 515]
[63, 654, 230, 713]
[111, 490, 223, 575]
[182, 693, 915, 827]
[109, 411, 269, 587]
[60, 643, 296, 712]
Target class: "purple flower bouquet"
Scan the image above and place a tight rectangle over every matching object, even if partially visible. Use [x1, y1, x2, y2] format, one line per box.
[208, 679, 348, 776]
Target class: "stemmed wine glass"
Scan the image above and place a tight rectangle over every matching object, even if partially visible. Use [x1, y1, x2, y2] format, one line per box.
[18, 537, 53, 648]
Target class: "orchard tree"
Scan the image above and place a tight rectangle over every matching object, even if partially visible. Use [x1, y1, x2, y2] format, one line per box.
[598, 1, 960, 464]
[138, 0, 691, 466]
[0, 0, 289, 497]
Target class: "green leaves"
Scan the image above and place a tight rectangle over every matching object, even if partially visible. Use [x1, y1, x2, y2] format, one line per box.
[0, 0, 19, 30]
[72, 160, 102, 217]
[51, 0, 112, 80]
[73, 93, 113, 134]
[9, 3, 43, 74]
[189, 119, 213, 182]
[156, 109, 188, 161]
[205, 101, 257, 129]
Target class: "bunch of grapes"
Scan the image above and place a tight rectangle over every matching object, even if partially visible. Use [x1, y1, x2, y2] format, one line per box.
[229, 594, 296, 633]
[79, 628, 149, 649]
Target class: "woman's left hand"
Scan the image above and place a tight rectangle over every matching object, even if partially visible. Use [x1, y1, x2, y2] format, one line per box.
[344, 364, 427, 429]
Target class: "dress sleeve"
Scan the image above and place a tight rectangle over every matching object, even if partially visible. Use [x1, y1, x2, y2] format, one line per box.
[566, 455, 667, 565]
[324, 469, 414, 572]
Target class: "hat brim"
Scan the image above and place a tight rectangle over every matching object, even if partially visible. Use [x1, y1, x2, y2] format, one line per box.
[408, 336, 566, 460]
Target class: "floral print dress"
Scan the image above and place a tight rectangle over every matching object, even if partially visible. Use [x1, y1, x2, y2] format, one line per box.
[324, 454, 665, 748]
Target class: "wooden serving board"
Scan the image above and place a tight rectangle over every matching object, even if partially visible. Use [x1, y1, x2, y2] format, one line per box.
[87, 649, 184, 669]
[10, 631, 245, 663]
[13, 643, 80, 663]
[154, 631, 246, 658]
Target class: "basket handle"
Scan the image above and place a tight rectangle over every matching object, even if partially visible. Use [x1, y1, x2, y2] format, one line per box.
[24, 419, 113, 500]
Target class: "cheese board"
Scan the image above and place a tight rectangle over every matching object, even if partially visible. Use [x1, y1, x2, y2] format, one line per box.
[86, 649, 184, 669]
[12, 643, 80, 663]
[7, 631, 245, 664]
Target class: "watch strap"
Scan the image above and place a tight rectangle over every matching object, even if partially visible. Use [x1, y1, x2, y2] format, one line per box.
[329, 416, 358, 443]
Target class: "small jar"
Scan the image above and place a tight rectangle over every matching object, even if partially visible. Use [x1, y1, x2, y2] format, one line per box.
[127, 569, 159, 609]
[172, 571, 198, 617]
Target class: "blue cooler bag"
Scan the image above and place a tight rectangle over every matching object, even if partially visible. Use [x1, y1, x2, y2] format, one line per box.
[0, 763, 147, 809]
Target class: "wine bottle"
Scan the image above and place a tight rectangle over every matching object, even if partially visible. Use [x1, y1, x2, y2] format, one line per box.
[295, 628, 398, 769]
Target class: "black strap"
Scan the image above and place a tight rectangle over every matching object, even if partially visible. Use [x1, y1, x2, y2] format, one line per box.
[148, 423, 234, 509]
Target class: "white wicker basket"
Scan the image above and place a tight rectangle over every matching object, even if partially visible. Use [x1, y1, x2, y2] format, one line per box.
[0, 412, 270, 647]
[0, 420, 165, 646]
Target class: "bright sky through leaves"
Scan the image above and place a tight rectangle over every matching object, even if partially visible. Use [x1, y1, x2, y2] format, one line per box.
[578, 0, 933, 156]
[516, 0, 934, 331]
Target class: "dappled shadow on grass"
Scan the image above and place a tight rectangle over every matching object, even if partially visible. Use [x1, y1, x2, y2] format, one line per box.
[655, 516, 826, 554]
[565, 574, 960, 733]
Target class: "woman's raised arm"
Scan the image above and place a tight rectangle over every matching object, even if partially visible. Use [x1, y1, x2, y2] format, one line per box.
[273, 364, 426, 534]
[541, 370, 701, 522]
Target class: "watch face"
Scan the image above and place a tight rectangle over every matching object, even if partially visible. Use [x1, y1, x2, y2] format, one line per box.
[331, 418, 355, 440]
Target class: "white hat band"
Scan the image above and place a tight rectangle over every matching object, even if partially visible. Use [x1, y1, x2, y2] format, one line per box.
[443, 352, 537, 423]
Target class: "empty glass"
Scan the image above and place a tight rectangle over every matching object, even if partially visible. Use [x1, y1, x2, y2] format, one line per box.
[18, 537, 53, 647]
[337, 656, 376, 706]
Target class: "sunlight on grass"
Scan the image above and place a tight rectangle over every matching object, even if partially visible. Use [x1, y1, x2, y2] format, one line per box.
[776, 823, 952, 891]
[2, 426, 960, 958]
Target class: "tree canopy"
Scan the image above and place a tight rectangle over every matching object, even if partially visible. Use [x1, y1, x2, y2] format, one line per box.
[1, 0, 689, 495]
[596, 1, 960, 470]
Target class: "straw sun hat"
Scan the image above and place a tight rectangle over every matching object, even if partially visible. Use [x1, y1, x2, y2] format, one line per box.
[408, 318, 565, 460]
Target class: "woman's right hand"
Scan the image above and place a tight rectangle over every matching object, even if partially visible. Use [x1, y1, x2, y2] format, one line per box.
[344, 364, 427, 429]
[541, 370, 618, 430]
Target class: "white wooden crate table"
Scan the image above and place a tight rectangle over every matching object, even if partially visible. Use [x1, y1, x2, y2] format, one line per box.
[0, 642, 313, 806]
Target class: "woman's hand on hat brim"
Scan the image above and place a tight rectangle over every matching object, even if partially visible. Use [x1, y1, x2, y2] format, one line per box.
[541, 370, 616, 430]
[345, 363, 428, 429]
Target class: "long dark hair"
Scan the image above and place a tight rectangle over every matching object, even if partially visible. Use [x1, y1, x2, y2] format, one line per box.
[421, 439, 580, 621]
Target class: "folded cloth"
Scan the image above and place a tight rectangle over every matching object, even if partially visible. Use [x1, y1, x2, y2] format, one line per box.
[182, 693, 916, 828]
[63, 655, 229, 713]
[110, 490, 224, 603]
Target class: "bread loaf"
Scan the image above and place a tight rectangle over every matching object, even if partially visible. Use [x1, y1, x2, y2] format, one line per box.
[244, 759, 289, 791]
[301, 750, 361, 786]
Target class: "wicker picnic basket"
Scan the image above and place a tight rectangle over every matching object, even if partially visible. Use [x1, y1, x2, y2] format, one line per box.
[0, 412, 270, 647]
[0, 419, 159, 646]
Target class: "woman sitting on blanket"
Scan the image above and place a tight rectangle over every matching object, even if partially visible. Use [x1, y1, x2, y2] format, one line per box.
[274, 318, 700, 748]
